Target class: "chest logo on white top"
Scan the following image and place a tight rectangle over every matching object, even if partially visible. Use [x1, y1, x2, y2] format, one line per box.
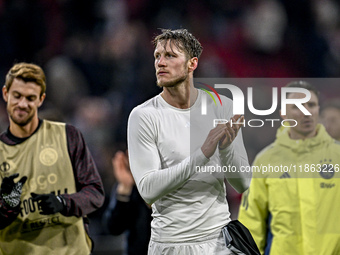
[39, 148, 58, 166]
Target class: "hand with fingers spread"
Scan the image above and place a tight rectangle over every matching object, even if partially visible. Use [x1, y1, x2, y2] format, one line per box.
[0, 173, 27, 208]
[219, 115, 244, 150]
[31, 192, 66, 215]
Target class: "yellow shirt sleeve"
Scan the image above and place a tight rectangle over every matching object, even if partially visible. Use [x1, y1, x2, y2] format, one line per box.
[238, 159, 269, 255]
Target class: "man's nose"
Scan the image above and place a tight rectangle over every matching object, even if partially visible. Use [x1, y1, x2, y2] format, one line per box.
[18, 98, 28, 108]
[157, 56, 166, 66]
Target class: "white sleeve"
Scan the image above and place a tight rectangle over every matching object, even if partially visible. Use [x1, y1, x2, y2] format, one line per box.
[127, 108, 209, 204]
[219, 128, 252, 193]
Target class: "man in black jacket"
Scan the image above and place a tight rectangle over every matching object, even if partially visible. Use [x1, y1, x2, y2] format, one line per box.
[103, 150, 152, 255]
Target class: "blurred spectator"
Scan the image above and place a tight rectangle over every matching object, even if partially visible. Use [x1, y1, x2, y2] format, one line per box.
[103, 151, 152, 255]
[320, 99, 340, 141]
[44, 55, 90, 116]
[213, 0, 306, 77]
[314, 0, 340, 76]
[71, 96, 116, 192]
[243, 0, 287, 54]
[0, 101, 9, 132]
[98, 20, 159, 143]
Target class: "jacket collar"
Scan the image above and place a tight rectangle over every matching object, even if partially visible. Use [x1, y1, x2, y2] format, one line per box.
[275, 124, 333, 153]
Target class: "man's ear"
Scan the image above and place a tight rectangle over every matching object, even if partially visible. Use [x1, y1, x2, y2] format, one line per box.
[2, 86, 8, 103]
[38, 93, 46, 107]
[188, 57, 198, 72]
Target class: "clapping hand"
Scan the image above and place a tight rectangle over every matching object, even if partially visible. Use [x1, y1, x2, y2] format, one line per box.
[201, 115, 244, 158]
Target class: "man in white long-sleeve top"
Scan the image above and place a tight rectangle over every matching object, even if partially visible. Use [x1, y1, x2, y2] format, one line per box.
[127, 28, 251, 255]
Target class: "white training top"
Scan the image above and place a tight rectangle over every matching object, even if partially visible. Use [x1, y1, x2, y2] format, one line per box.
[127, 89, 251, 242]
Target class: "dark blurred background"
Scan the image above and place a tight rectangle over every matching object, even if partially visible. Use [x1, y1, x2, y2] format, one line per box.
[1, 0, 340, 254]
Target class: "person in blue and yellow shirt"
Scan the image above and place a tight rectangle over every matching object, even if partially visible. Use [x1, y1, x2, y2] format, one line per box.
[238, 81, 340, 255]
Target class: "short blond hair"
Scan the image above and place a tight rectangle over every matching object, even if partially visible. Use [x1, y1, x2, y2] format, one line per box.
[5, 62, 46, 97]
[152, 28, 203, 59]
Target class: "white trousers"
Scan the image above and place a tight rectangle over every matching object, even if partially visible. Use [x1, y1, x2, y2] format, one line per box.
[148, 231, 246, 255]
